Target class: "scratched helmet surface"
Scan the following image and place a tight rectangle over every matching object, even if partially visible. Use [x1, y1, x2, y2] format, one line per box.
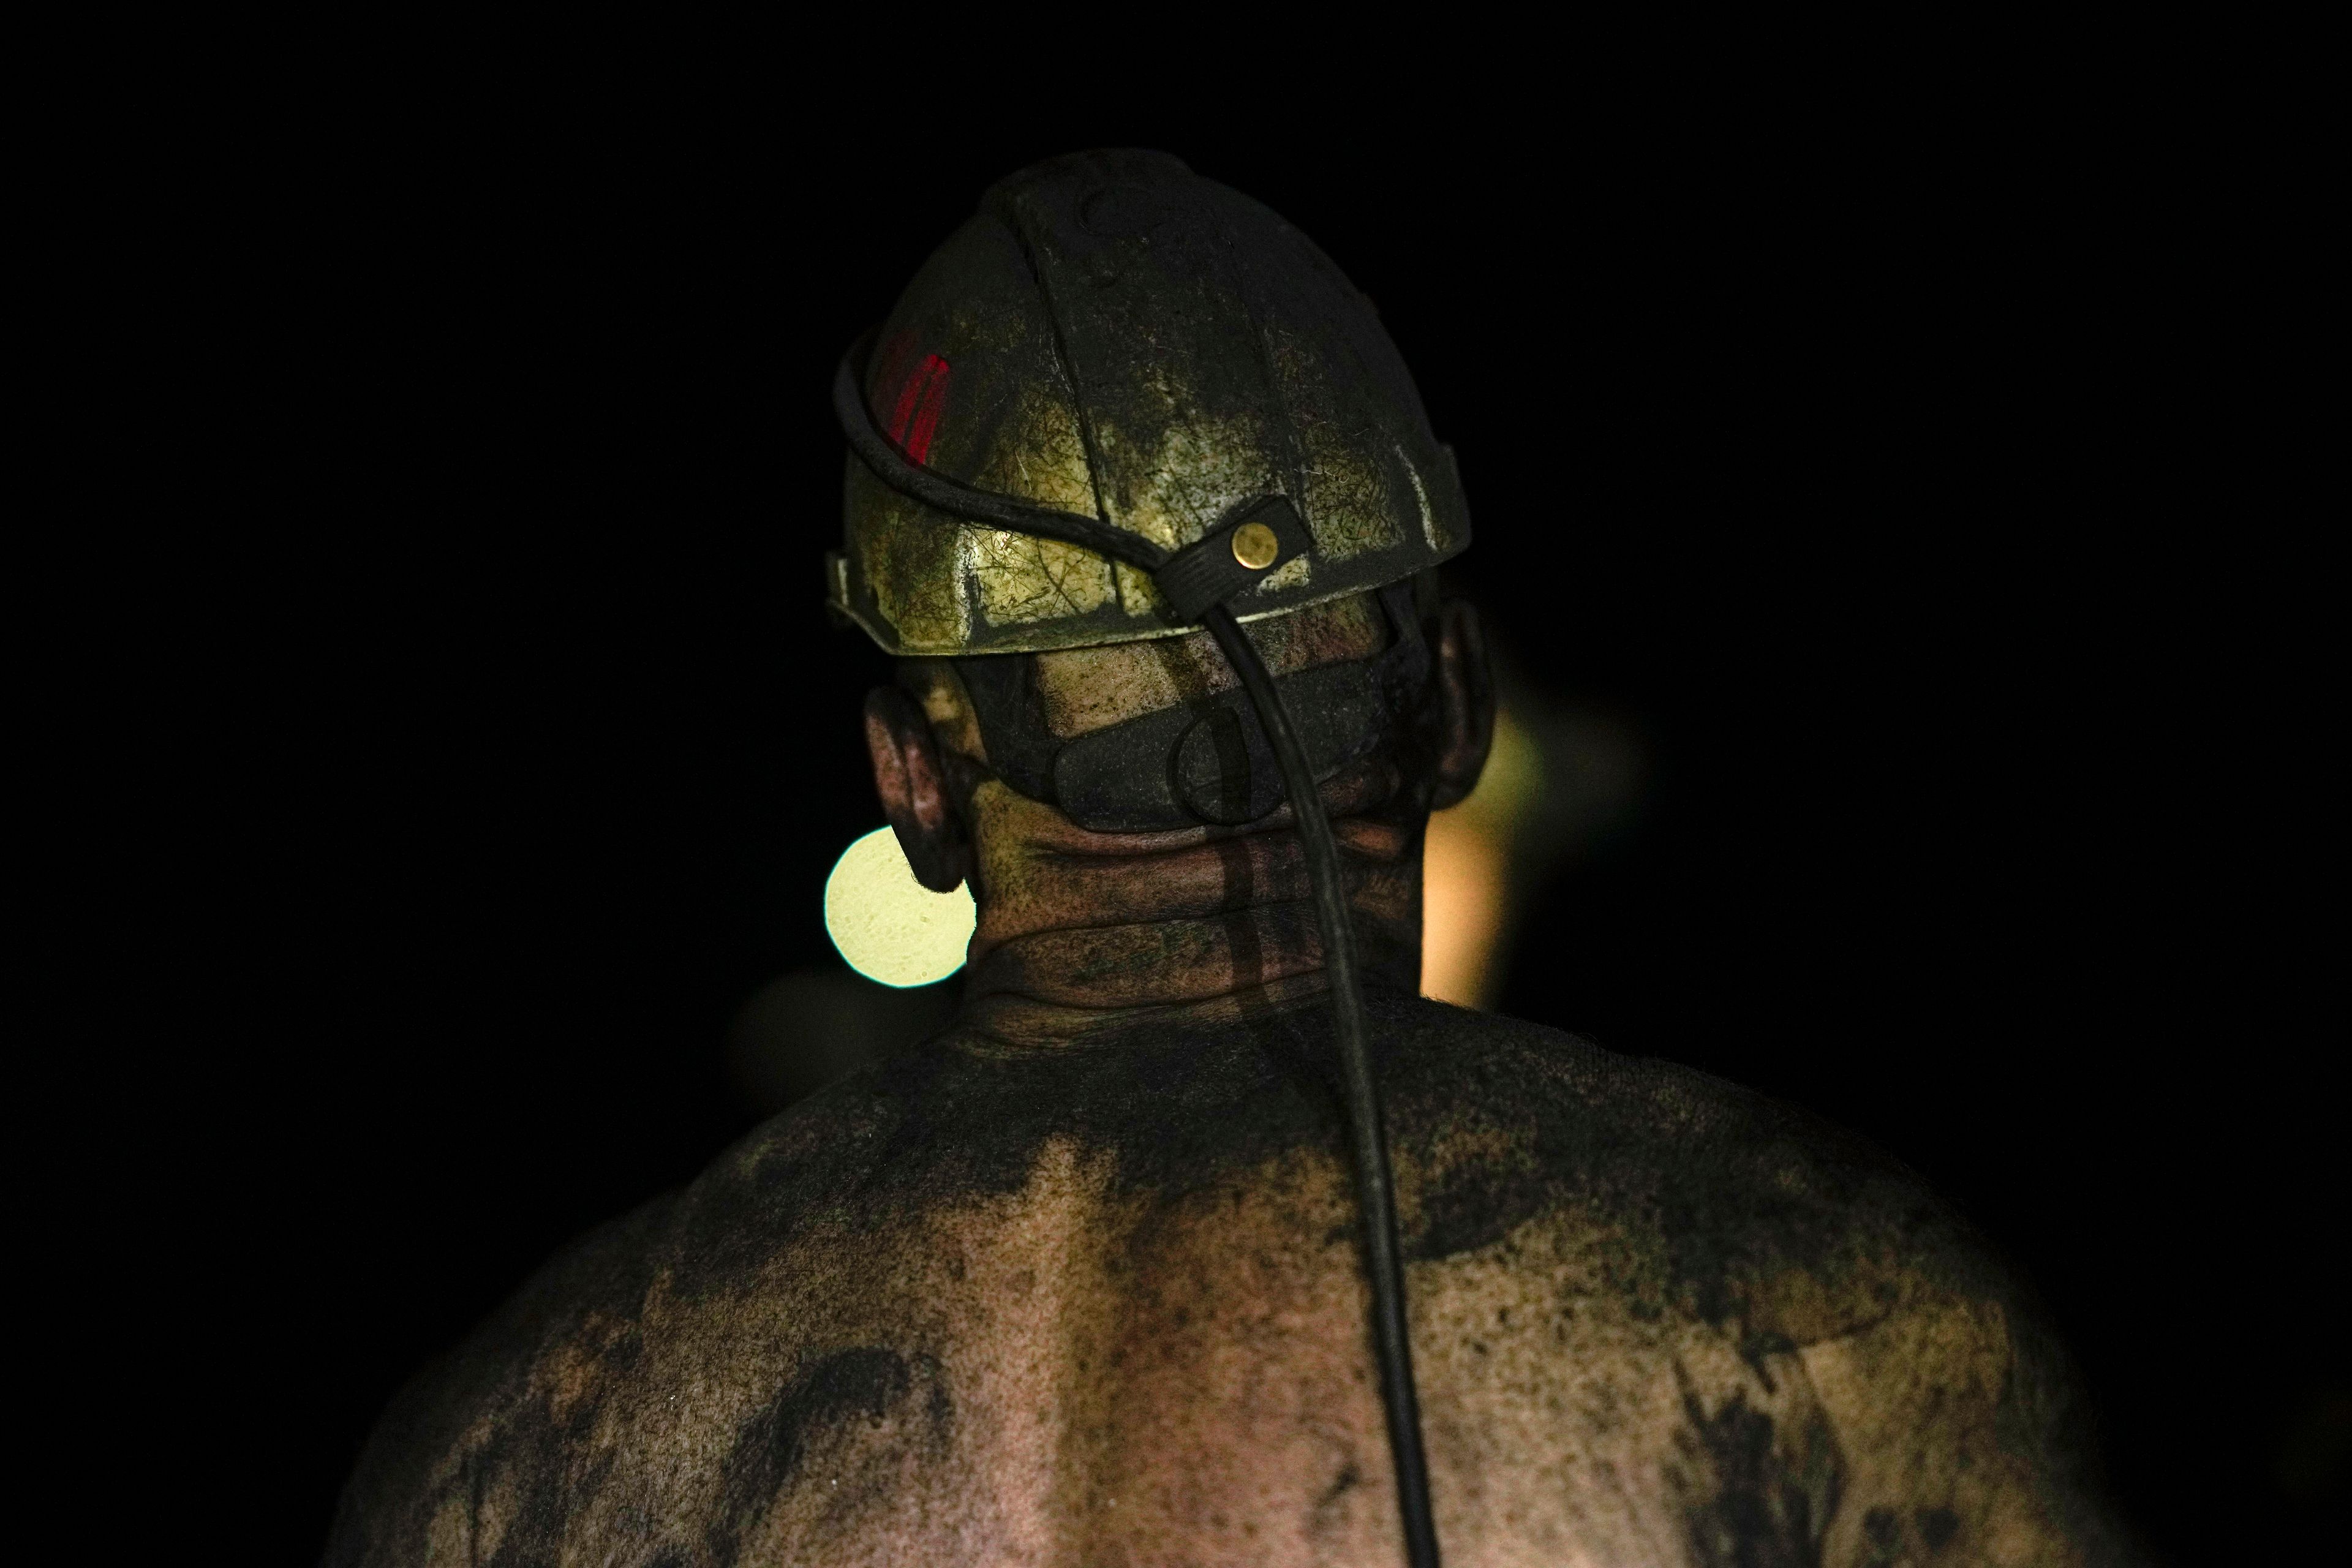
[827, 149, 1471, 657]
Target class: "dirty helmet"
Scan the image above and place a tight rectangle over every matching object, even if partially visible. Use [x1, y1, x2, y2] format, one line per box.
[826, 149, 1470, 658]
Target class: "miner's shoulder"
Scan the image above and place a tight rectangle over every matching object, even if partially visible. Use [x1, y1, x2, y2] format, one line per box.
[1388, 999, 2135, 1539]
[1378, 995, 2027, 1338]
[1431, 1003, 2144, 1557]
[320, 1072, 925, 1564]
[323, 1193, 677, 1566]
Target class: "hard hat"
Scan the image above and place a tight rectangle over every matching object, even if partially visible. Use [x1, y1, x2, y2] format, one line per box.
[827, 149, 1470, 658]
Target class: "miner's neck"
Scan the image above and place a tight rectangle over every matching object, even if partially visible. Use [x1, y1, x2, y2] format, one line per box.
[955, 775, 1425, 1046]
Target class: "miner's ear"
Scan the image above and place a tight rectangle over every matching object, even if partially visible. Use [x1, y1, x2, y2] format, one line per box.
[864, 686, 973, 893]
[1428, 600, 1494, 811]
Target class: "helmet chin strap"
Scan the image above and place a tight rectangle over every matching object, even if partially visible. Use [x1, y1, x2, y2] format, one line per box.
[837, 339, 1444, 1568]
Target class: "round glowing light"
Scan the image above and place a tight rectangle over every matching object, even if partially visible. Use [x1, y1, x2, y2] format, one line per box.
[823, 827, 974, 987]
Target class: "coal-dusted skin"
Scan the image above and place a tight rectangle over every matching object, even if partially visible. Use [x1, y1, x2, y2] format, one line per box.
[326, 991, 2132, 1567]
[328, 597, 2135, 1564]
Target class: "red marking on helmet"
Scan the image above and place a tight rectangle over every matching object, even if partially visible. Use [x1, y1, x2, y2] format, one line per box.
[889, 353, 951, 465]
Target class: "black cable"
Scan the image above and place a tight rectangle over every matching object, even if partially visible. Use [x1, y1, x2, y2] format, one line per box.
[1202, 605, 1441, 1568]
[837, 339, 1441, 1566]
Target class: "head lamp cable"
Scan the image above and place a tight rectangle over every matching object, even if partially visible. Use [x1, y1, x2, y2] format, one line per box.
[834, 339, 1443, 1568]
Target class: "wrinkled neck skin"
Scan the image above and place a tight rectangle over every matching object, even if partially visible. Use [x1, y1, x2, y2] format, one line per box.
[912, 601, 1428, 1049]
[956, 762, 1428, 1047]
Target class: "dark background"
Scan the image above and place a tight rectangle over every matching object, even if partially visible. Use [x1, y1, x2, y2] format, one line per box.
[176, 83, 2329, 1564]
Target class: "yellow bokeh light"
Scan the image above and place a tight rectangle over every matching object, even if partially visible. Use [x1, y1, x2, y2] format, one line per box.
[823, 827, 976, 987]
[1422, 707, 1542, 1009]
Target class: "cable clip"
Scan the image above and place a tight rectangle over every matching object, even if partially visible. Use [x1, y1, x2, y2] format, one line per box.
[1153, 496, 1315, 623]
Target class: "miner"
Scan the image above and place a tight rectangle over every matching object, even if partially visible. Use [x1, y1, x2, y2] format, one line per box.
[330, 151, 2135, 1567]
